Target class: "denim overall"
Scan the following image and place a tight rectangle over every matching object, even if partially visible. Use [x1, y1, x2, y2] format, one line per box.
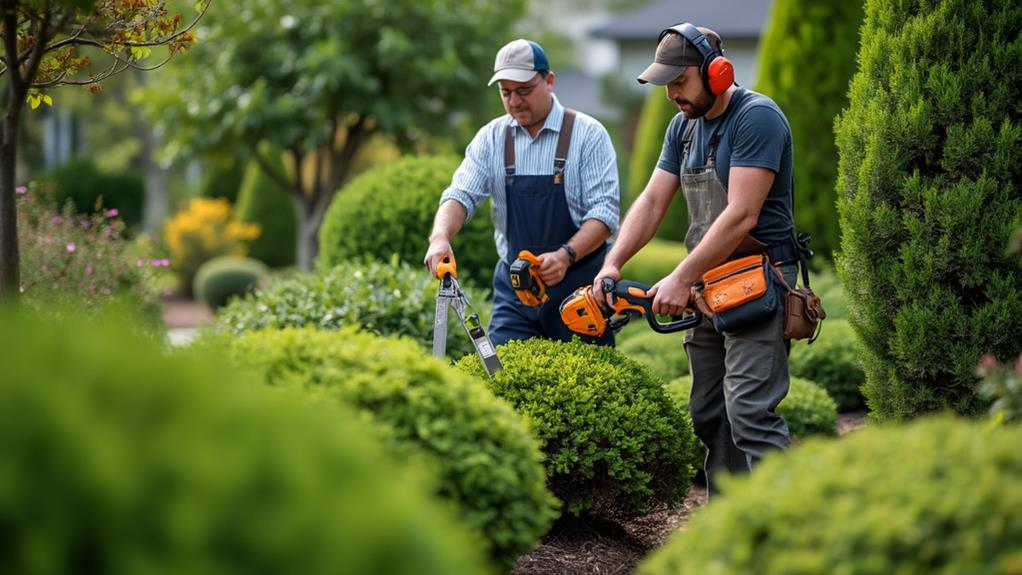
[679, 114, 797, 495]
[488, 110, 614, 347]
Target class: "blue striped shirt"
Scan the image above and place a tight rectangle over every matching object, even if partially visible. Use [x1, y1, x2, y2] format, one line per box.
[440, 95, 620, 263]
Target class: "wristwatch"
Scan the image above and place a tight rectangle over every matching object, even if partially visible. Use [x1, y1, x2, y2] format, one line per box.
[560, 243, 577, 265]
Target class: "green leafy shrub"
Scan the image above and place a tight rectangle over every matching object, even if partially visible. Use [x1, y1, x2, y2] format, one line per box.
[43, 156, 145, 228]
[789, 319, 865, 411]
[617, 328, 688, 382]
[227, 326, 557, 567]
[192, 255, 270, 309]
[215, 257, 490, 359]
[667, 375, 837, 439]
[834, 0, 1022, 420]
[756, 0, 864, 259]
[235, 156, 296, 268]
[639, 416, 1022, 575]
[628, 90, 686, 240]
[318, 155, 497, 287]
[620, 237, 687, 286]
[807, 262, 847, 320]
[455, 338, 700, 517]
[199, 158, 245, 202]
[0, 306, 490, 575]
[976, 352, 1022, 425]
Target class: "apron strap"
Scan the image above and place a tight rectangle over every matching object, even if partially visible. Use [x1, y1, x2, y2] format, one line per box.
[679, 119, 697, 167]
[553, 109, 576, 185]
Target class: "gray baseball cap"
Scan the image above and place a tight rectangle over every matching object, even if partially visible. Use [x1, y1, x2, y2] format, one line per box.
[637, 26, 723, 85]
[488, 39, 550, 86]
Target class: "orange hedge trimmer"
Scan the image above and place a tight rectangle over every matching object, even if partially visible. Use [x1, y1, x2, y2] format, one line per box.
[559, 278, 702, 337]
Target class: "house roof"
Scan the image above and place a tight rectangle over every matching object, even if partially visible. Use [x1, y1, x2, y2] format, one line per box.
[590, 0, 773, 41]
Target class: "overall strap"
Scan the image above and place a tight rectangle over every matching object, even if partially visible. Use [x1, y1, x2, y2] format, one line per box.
[504, 124, 515, 187]
[553, 109, 576, 185]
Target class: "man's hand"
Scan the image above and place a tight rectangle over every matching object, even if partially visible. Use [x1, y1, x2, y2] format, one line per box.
[647, 271, 692, 317]
[592, 264, 622, 307]
[423, 238, 454, 278]
[537, 248, 571, 286]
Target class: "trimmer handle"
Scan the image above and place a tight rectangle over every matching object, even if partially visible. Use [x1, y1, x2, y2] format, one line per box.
[435, 255, 457, 280]
[602, 278, 702, 333]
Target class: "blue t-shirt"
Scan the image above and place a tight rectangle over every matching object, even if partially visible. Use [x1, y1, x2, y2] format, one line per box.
[656, 87, 794, 246]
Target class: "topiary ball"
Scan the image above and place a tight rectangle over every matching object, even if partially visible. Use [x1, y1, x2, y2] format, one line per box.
[789, 319, 865, 411]
[193, 255, 270, 309]
[317, 155, 498, 287]
[455, 338, 700, 517]
[638, 416, 1022, 575]
[226, 326, 558, 568]
[215, 257, 490, 360]
[667, 375, 838, 440]
[0, 305, 490, 575]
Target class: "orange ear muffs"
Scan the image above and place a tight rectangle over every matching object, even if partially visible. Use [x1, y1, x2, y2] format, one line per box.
[705, 55, 734, 95]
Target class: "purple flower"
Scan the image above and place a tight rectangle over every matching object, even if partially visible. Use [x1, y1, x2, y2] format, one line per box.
[105, 208, 119, 218]
[86, 264, 94, 275]
[51, 216, 63, 225]
[66, 242, 76, 253]
[15, 186, 26, 195]
[160, 258, 170, 267]
[136, 259, 145, 267]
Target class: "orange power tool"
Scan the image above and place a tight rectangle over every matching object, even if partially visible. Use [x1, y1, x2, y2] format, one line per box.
[559, 278, 702, 337]
[509, 250, 547, 307]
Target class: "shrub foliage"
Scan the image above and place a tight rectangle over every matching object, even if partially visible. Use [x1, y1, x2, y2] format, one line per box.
[193, 255, 269, 310]
[834, 0, 1022, 419]
[639, 416, 1022, 575]
[235, 157, 296, 268]
[318, 155, 497, 287]
[617, 327, 688, 383]
[227, 326, 557, 567]
[756, 0, 864, 258]
[789, 319, 865, 411]
[0, 307, 490, 575]
[456, 338, 700, 517]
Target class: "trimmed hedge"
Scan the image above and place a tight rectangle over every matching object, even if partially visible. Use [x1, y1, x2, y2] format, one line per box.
[0, 305, 490, 575]
[620, 237, 687, 287]
[318, 155, 497, 287]
[628, 90, 686, 241]
[789, 319, 865, 411]
[756, 0, 864, 259]
[192, 255, 270, 310]
[834, 0, 1022, 419]
[455, 338, 700, 517]
[639, 416, 1022, 575]
[44, 156, 144, 228]
[617, 327, 688, 383]
[667, 375, 837, 439]
[215, 257, 490, 360]
[226, 326, 557, 567]
[235, 157, 296, 268]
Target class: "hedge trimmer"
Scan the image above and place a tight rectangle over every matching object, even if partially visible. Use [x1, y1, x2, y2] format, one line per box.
[559, 278, 702, 337]
[432, 255, 502, 376]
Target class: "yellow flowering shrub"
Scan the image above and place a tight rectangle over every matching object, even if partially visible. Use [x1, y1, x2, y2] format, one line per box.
[164, 197, 260, 296]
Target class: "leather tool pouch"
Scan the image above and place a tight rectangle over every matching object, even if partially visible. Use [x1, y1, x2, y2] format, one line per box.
[779, 280, 826, 342]
[701, 254, 779, 332]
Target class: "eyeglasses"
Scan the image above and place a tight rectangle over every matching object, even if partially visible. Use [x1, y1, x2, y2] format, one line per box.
[499, 78, 542, 99]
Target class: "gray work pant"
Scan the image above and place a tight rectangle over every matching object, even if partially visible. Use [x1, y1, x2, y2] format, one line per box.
[685, 264, 796, 495]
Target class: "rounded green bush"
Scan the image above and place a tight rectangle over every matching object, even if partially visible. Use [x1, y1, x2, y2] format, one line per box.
[789, 319, 866, 411]
[0, 305, 490, 575]
[235, 157, 296, 268]
[455, 338, 700, 517]
[620, 237, 687, 287]
[667, 375, 837, 439]
[226, 326, 557, 567]
[617, 327, 688, 382]
[318, 155, 497, 287]
[192, 255, 270, 309]
[215, 257, 490, 360]
[638, 416, 1022, 575]
[44, 157, 145, 228]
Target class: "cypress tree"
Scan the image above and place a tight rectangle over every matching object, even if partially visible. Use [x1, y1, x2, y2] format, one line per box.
[756, 0, 863, 259]
[835, 0, 1022, 419]
[628, 90, 687, 241]
[235, 155, 297, 268]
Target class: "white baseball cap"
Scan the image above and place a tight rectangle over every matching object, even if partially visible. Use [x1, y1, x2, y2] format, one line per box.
[488, 39, 550, 86]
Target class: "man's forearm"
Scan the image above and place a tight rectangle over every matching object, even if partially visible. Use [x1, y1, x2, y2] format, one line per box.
[674, 206, 756, 284]
[429, 200, 468, 242]
[565, 219, 612, 260]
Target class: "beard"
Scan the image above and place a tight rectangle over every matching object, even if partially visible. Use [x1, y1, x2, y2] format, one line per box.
[675, 89, 716, 118]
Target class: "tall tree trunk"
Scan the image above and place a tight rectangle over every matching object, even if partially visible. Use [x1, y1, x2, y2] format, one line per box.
[0, 104, 21, 301]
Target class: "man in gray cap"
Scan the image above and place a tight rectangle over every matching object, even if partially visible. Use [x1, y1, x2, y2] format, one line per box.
[594, 23, 801, 494]
[424, 39, 619, 346]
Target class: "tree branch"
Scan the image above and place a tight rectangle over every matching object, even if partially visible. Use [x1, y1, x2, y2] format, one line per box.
[253, 146, 294, 195]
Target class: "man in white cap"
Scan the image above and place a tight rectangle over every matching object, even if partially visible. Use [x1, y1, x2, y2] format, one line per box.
[424, 39, 620, 346]
[594, 23, 802, 494]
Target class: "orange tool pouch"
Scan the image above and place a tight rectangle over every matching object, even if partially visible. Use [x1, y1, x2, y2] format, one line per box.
[700, 254, 780, 332]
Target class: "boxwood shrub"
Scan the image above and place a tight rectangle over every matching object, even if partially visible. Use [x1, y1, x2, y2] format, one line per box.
[617, 327, 688, 382]
[789, 319, 866, 411]
[226, 326, 557, 567]
[455, 338, 700, 517]
[193, 255, 270, 310]
[215, 257, 490, 360]
[0, 306, 489, 575]
[639, 416, 1022, 575]
[667, 375, 838, 439]
[317, 155, 498, 288]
